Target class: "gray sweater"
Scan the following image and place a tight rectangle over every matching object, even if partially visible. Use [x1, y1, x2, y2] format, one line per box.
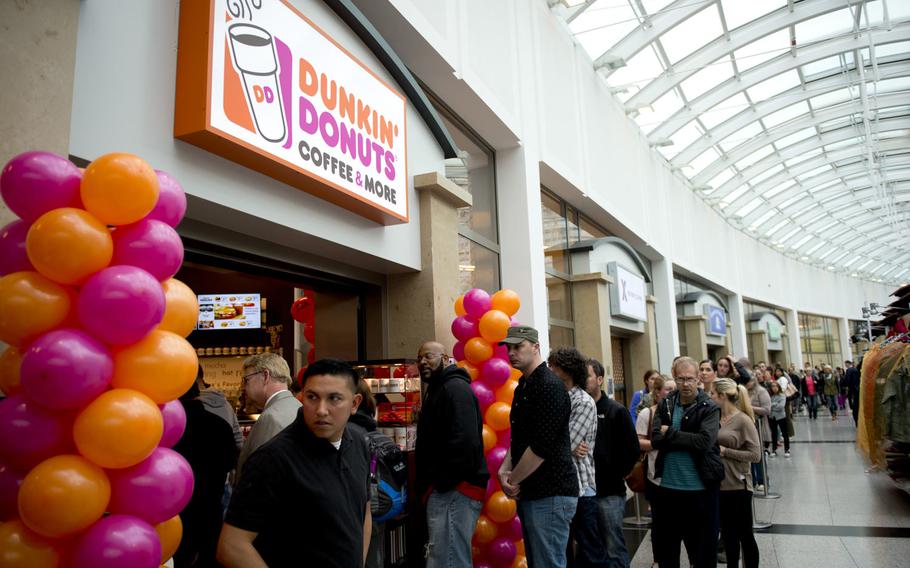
[717, 412, 761, 492]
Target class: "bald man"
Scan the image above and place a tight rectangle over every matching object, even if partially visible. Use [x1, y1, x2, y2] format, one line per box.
[415, 341, 489, 568]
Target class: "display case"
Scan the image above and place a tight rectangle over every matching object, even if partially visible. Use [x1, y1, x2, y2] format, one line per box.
[352, 359, 421, 568]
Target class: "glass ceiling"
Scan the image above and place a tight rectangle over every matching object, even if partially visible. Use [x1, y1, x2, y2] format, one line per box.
[556, 0, 910, 284]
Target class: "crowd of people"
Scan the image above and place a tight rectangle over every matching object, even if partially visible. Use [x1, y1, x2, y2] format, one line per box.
[166, 332, 861, 568]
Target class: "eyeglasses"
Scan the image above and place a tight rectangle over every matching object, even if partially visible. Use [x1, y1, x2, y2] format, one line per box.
[675, 376, 698, 384]
[242, 371, 264, 384]
[417, 352, 443, 362]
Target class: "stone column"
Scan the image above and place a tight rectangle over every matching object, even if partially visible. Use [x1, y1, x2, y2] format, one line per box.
[786, 309, 804, 367]
[748, 330, 769, 367]
[386, 172, 471, 358]
[727, 292, 748, 357]
[652, 258, 679, 373]
[680, 315, 708, 362]
[628, 296, 659, 386]
[571, 272, 614, 377]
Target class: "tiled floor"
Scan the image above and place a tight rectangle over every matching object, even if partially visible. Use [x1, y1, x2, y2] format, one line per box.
[626, 406, 910, 567]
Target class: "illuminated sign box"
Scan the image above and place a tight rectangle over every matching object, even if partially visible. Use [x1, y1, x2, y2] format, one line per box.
[175, 0, 409, 224]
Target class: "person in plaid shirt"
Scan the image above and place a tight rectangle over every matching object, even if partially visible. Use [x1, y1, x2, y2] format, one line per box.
[548, 347, 605, 567]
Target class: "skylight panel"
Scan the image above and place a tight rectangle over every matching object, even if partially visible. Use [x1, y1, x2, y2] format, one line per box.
[764, 218, 789, 236]
[669, 122, 704, 155]
[873, 41, 910, 59]
[762, 181, 794, 199]
[720, 0, 787, 31]
[807, 178, 842, 194]
[861, 0, 885, 27]
[790, 234, 813, 249]
[746, 70, 802, 102]
[794, 7, 854, 46]
[608, 45, 664, 89]
[634, 88, 684, 133]
[763, 101, 811, 128]
[569, 1, 639, 59]
[749, 209, 778, 229]
[735, 144, 775, 170]
[750, 163, 784, 185]
[823, 137, 860, 152]
[885, 0, 910, 19]
[707, 167, 736, 188]
[700, 93, 750, 130]
[810, 87, 855, 109]
[720, 185, 751, 208]
[716, 121, 764, 152]
[797, 165, 831, 182]
[733, 29, 789, 71]
[687, 147, 721, 177]
[875, 76, 910, 94]
[804, 241, 825, 255]
[735, 197, 764, 218]
[776, 226, 801, 244]
[780, 195, 809, 212]
[776, 127, 818, 149]
[680, 57, 734, 100]
[659, 5, 722, 65]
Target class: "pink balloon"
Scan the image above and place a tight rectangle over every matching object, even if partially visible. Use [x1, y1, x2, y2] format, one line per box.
[71, 514, 161, 568]
[453, 340, 465, 362]
[510, 318, 520, 327]
[0, 394, 73, 470]
[486, 446, 508, 477]
[77, 266, 165, 345]
[158, 400, 186, 448]
[0, 219, 33, 276]
[463, 288, 491, 320]
[486, 476, 501, 497]
[470, 380, 495, 411]
[492, 343, 509, 361]
[20, 329, 113, 410]
[503, 515, 523, 541]
[481, 358, 511, 388]
[451, 316, 478, 342]
[0, 151, 82, 222]
[475, 561, 494, 568]
[0, 460, 24, 521]
[108, 447, 194, 525]
[146, 170, 187, 228]
[111, 219, 184, 281]
[488, 537, 517, 565]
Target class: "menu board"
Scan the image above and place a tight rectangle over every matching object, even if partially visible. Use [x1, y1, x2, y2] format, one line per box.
[197, 294, 262, 330]
[199, 356, 244, 410]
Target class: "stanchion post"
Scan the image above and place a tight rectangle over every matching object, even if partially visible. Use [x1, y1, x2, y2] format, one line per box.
[623, 491, 651, 528]
[753, 416, 780, 500]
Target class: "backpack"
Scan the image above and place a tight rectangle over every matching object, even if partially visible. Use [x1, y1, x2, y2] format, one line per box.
[365, 430, 408, 522]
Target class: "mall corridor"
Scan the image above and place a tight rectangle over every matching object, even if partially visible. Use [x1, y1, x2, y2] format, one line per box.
[627, 409, 910, 567]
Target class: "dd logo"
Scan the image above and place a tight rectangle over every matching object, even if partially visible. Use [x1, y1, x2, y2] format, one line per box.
[253, 85, 275, 104]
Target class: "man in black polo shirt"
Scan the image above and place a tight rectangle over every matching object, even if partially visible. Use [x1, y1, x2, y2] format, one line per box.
[498, 326, 578, 568]
[217, 358, 371, 568]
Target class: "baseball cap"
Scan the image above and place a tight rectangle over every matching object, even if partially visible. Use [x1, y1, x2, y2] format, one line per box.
[499, 325, 539, 345]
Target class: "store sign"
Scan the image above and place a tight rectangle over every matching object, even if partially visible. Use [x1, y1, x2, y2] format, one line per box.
[608, 262, 647, 322]
[706, 305, 727, 336]
[767, 319, 782, 341]
[199, 356, 245, 409]
[175, 0, 409, 224]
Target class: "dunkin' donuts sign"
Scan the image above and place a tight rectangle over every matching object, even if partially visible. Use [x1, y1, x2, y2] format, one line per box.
[175, 0, 408, 224]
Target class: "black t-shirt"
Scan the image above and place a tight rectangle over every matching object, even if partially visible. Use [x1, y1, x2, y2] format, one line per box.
[225, 411, 370, 567]
[509, 362, 577, 500]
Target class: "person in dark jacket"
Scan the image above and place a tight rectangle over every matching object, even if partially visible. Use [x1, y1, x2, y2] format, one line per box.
[173, 381, 239, 568]
[843, 360, 861, 427]
[586, 358, 640, 568]
[651, 357, 722, 568]
[349, 380, 385, 568]
[415, 341, 489, 568]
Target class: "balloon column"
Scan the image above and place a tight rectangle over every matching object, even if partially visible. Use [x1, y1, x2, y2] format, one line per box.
[0, 151, 197, 567]
[452, 288, 526, 568]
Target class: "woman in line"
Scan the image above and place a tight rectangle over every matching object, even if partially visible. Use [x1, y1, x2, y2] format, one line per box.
[804, 368, 819, 420]
[822, 364, 840, 421]
[716, 355, 751, 385]
[699, 359, 717, 394]
[711, 378, 761, 568]
[636, 376, 677, 568]
[767, 381, 791, 458]
[630, 369, 660, 423]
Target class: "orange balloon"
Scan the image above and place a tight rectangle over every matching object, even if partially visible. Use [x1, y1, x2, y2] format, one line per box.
[18, 455, 110, 538]
[509, 368, 523, 382]
[485, 402, 511, 432]
[513, 554, 527, 568]
[454, 294, 467, 317]
[491, 289, 520, 317]
[482, 424, 497, 453]
[112, 330, 198, 404]
[0, 271, 71, 348]
[26, 208, 112, 285]
[81, 153, 159, 225]
[484, 490, 517, 523]
[0, 519, 63, 567]
[0, 346, 23, 396]
[456, 360, 480, 381]
[515, 540, 525, 557]
[474, 514, 498, 544]
[73, 389, 163, 469]
[464, 337, 493, 365]
[158, 279, 198, 338]
[479, 310, 511, 343]
[155, 515, 183, 563]
[495, 379, 519, 405]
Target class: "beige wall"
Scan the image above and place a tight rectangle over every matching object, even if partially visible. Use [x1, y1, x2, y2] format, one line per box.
[680, 316, 708, 362]
[0, 0, 80, 226]
[572, 273, 613, 377]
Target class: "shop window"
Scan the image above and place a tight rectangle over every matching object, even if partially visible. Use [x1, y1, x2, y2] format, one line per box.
[799, 312, 844, 367]
[549, 325, 575, 350]
[541, 191, 569, 274]
[458, 235, 500, 294]
[546, 278, 573, 322]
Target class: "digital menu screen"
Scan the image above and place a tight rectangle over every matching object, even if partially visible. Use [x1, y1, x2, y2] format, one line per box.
[197, 294, 262, 330]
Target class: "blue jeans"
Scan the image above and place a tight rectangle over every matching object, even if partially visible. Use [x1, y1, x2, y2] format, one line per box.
[426, 489, 482, 568]
[518, 495, 578, 568]
[807, 394, 818, 419]
[571, 494, 609, 567]
[596, 495, 629, 568]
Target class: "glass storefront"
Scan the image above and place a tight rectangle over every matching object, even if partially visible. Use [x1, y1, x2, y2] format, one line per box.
[798, 312, 843, 367]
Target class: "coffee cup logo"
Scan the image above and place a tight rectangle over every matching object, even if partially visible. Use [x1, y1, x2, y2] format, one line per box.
[227, 23, 286, 143]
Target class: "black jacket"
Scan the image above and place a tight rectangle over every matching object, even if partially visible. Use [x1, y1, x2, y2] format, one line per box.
[651, 390, 723, 487]
[415, 365, 489, 496]
[593, 395, 641, 497]
[843, 367, 860, 396]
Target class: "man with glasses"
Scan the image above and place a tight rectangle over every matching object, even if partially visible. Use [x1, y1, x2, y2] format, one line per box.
[415, 341, 489, 568]
[651, 356, 723, 568]
[236, 352, 302, 478]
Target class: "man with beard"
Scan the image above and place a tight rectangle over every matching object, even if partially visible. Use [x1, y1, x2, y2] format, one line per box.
[415, 341, 489, 568]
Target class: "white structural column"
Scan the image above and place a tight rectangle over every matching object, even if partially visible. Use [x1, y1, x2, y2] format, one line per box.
[651, 257, 679, 373]
[838, 317, 852, 365]
[787, 309, 804, 367]
[727, 292, 749, 358]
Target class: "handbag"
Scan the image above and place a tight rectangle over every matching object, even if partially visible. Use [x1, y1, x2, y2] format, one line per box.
[625, 407, 653, 493]
[783, 381, 798, 399]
